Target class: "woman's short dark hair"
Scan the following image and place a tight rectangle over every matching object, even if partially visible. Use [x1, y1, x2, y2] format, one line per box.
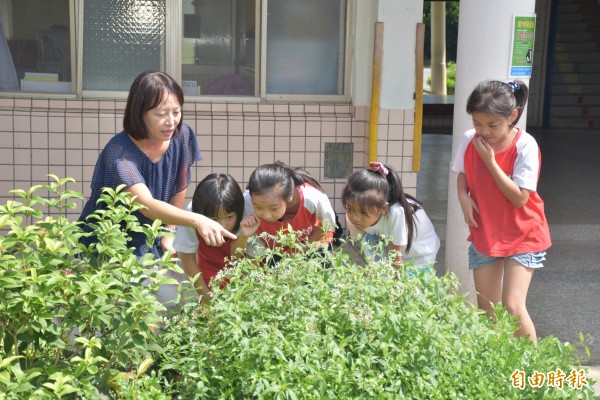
[192, 173, 245, 233]
[123, 71, 184, 140]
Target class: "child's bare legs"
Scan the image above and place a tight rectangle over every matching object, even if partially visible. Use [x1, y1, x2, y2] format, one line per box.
[473, 259, 537, 345]
[473, 261, 503, 318]
[473, 261, 504, 317]
[503, 259, 537, 345]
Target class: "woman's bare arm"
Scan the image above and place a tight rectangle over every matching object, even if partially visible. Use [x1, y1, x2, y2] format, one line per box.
[127, 183, 237, 246]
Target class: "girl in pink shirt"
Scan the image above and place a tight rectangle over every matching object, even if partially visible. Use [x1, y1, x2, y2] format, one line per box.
[452, 80, 551, 345]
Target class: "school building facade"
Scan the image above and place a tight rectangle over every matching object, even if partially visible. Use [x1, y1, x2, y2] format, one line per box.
[0, 0, 422, 223]
[1, 0, 599, 291]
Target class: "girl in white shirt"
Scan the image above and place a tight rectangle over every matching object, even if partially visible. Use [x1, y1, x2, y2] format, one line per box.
[342, 162, 440, 270]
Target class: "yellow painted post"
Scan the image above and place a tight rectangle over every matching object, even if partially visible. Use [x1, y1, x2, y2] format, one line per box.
[369, 22, 384, 164]
[413, 23, 425, 172]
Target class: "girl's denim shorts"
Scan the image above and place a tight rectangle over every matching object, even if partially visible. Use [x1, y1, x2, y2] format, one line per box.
[468, 243, 546, 270]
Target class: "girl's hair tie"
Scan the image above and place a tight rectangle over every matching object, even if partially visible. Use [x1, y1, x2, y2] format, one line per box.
[369, 162, 389, 177]
[507, 81, 521, 93]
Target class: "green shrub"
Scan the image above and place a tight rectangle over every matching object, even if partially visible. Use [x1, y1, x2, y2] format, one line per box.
[112, 371, 171, 400]
[0, 179, 595, 399]
[152, 235, 597, 399]
[0, 176, 181, 399]
[426, 61, 456, 95]
[446, 61, 456, 95]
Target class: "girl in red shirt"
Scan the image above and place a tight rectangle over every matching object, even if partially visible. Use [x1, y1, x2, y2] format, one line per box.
[239, 161, 337, 258]
[173, 173, 255, 304]
[452, 80, 551, 345]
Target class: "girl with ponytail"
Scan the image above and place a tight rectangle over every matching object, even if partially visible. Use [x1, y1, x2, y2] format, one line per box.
[341, 162, 440, 269]
[240, 161, 337, 255]
[452, 79, 551, 345]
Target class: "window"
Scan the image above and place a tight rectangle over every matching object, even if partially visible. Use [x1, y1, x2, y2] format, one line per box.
[83, 0, 166, 91]
[266, 0, 346, 96]
[1, 0, 348, 98]
[0, 0, 72, 93]
[181, 0, 347, 99]
[181, 0, 256, 97]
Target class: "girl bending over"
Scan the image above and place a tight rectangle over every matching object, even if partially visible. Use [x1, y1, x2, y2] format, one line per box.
[240, 161, 337, 255]
[174, 173, 255, 303]
[342, 162, 440, 270]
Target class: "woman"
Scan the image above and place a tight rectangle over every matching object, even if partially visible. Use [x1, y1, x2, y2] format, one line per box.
[79, 71, 236, 258]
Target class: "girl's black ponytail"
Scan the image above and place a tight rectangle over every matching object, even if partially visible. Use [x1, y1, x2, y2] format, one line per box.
[380, 164, 420, 253]
[466, 79, 529, 128]
[248, 161, 324, 200]
[507, 80, 529, 127]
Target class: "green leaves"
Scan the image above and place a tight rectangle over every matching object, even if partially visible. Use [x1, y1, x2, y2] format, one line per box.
[0, 177, 178, 398]
[0, 177, 596, 398]
[153, 238, 596, 399]
[41, 373, 79, 397]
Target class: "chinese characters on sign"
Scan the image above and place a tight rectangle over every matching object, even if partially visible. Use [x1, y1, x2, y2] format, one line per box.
[511, 368, 588, 390]
[509, 15, 536, 78]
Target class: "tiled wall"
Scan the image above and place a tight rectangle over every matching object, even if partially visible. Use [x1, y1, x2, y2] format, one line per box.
[0, 97, 416, 228]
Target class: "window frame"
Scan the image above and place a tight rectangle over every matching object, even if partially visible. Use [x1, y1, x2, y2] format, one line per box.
[1, 0, 351, 102]
[260, 0, 351, 102]
[0, 0, 77, 98]
[78, 0, 167, 98]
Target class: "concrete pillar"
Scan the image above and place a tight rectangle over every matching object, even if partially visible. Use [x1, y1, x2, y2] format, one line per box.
[445, 0, 534, 303]
[378, 0, 423, 109]
[430, 2, 446, 95]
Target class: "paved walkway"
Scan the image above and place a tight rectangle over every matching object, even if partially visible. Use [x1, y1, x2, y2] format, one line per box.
[590, 367, 600, 394]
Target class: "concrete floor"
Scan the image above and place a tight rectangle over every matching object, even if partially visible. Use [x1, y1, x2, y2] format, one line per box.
[416, 130, 600, 368]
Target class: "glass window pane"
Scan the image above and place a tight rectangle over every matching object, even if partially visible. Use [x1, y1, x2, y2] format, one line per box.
[1, 0, 72, 93]
[181, 0, 256, 97]
[266, 0, 346, 95]
[83, 0, 165, 91]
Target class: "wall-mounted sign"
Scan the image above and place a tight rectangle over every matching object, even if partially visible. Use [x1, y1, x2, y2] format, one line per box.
[509, 14, 536, 78]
